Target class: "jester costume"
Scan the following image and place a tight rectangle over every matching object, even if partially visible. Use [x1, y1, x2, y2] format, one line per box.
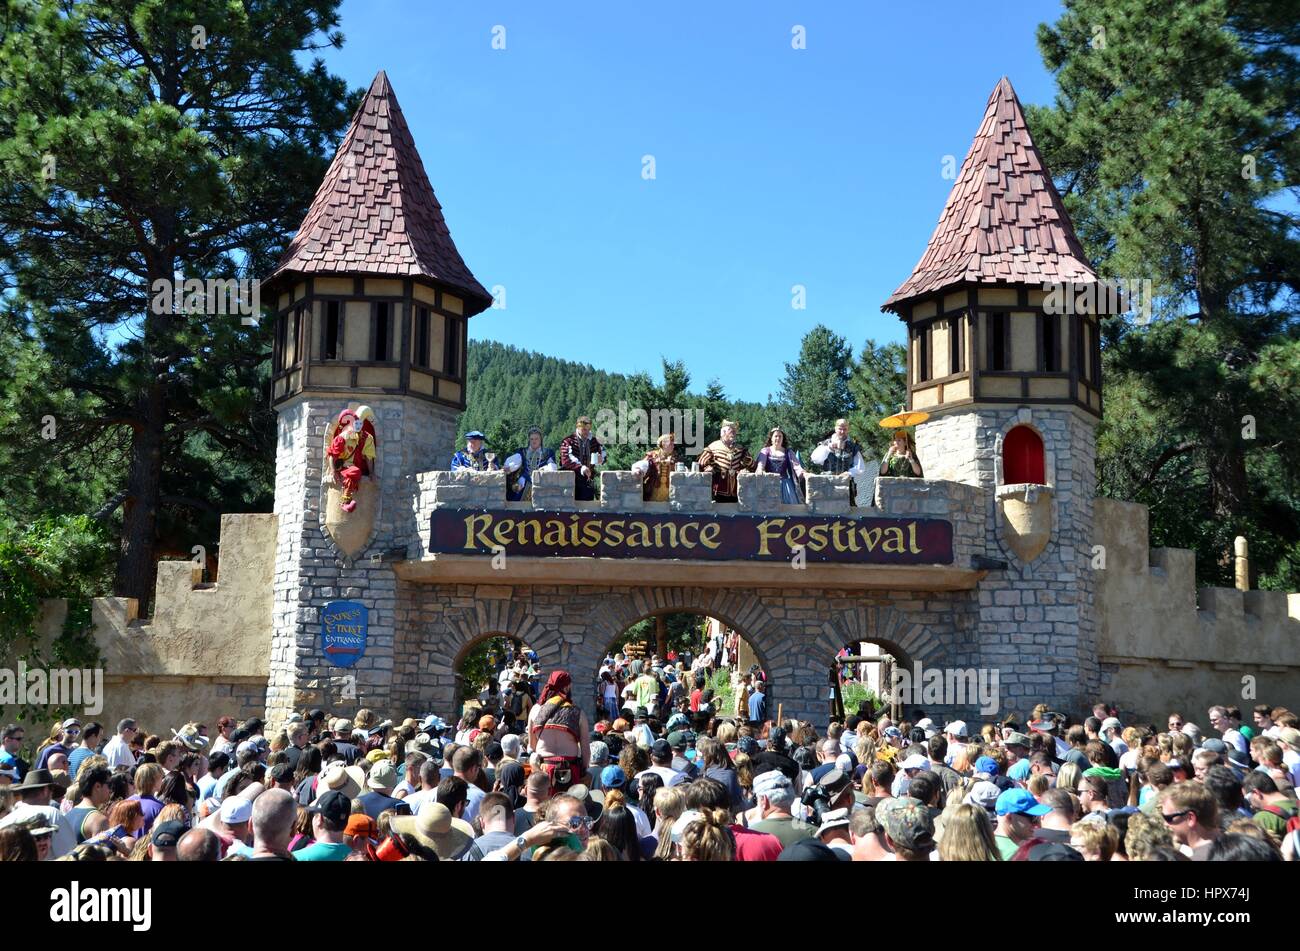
[326, 407, 377, 513]
[559, 430, 603, 501]
[697, 434, 755, 503]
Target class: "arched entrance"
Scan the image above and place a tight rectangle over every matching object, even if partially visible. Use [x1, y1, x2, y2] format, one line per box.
[451, 633, 540, 730]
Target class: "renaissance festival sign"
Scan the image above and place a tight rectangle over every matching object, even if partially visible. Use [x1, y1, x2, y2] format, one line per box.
[430, 510, 953, 564]
[321, 600, 368, 667]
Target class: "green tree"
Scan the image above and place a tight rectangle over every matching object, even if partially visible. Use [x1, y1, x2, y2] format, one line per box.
[1032, 0, 1300, 588]
[848, 339, 908, 458]
[776, 325, 856, 454]
[0, 0, 356, 608]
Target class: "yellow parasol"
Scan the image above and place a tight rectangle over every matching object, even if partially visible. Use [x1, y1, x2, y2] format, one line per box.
[878, 410, 930, 429]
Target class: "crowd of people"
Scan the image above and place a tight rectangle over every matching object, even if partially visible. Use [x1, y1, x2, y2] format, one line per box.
[1, 677, 1297, 861]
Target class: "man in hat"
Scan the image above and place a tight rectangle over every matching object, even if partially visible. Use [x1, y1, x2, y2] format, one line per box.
[295, 790, 353, 861]
[149, 820, 185, 861]
[35, 717, 81, 771]
[877, 795, 936, 861]
[0, 768, 76, 857]
[357, 760, 411, 820]
[558, 415, 604, 501]
[390, 802, 478, 860]
[750, 770, 815, 848]
[994, 788, 1050, 860]
[528, 670, 591, 792]
[817, 807, 853, 858]
[326, 405, 377, 512]
[451, 431, 498, 471]
[504, 426, 557, 501]
[696, 419, 754, 503]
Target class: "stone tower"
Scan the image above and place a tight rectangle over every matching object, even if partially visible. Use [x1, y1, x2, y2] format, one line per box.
[883, 77, 1109, 714]
[261, 71, 492, 725]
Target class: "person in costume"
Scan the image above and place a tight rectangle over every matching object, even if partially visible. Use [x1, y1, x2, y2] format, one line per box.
[880, 428, 924, 478]
[326, 405, 377, 513]
[558, 415, 604, 501]
[503, 426, 557, 502]
[810, 418, 867, 505]
[526, 670, 591, 793]
[697, 420, 755, 503]
[630, 432, 678, 502]
[755, 425, 806, 503]
[450, 431, 497, 471]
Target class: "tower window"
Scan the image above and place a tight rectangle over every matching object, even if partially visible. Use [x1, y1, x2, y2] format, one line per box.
[1003, 425, 1046, 485]
[989, 313, 1009, 371]
[413, 306, 431, 369]
[917, 323, 932, 382]
[444, 314, 461, 377]
[949, 314, 965, 374]
[1040, 314, 1060, 372]
[372, 301, 391, 361]
[323, 300, 342, 360]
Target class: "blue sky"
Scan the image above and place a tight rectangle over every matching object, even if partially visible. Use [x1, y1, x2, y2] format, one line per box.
[326, 0, 1067, 403]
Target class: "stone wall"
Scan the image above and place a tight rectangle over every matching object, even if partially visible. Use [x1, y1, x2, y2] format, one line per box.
[14, 513, 276, 734]
[1094, 498, 1300, 721]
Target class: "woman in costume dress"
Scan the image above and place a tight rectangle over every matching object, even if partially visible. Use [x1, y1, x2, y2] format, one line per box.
[504, 426, 557, 501]
[879, 429, 924, 478]
[631, 433, 678, 502]
[755, 426, 806, 503]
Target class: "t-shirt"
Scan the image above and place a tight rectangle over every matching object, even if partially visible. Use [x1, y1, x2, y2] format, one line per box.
[1253, 799, 1299, 837]
[292, 841, 352, 862]
[995, 834, 1020, 861]
[128, 795, 165, 834]
[1221, 729, 1248, 755]
[644, 765, 685, 787]
[690, 689, 703, 712]
[732, 825, 783, 861]
[197, 771, 225, 803]
[67, 746, 95, 780]
[35, 742, 69, 771]
[633, 675, 658, 711]
[749, 815, 815, 849]
[102, 735, 136, 771]
[356, 791, 411, 820]
[747, 691, 767, 723]
[702, 766, 745, 810]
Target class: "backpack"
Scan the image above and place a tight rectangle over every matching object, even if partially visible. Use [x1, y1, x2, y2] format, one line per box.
[1257, 801, 1300, 835]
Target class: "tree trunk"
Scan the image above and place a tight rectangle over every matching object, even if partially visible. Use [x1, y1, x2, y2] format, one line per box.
[655, 615, 668, 659]
[114, 383, 165, 612]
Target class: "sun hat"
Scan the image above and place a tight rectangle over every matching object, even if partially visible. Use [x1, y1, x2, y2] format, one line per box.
[389, 803, 474, 859]
[366, 760, 398, 791]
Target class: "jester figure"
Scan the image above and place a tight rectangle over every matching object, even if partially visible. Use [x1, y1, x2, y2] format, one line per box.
[327, 405, 377, 513]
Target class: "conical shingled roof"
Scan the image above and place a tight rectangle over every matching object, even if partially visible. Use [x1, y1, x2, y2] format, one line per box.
[884, 77, 1096, 311]
[270, 71, 490, 309]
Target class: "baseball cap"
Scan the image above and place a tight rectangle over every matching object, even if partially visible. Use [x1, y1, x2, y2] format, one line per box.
[670, 809, 703, 844]
[307, 789, 352, 825]
[219, 797, 253, 825]
[600, 765, 626, 789]
[915, 718, 938, 738]
[817, 806, 851, 835]
[995, 788, 1051, 817]
[150, 820, 185, 848]
[651, 739, 672, 758]
[975, 756, 1000, 775]
[666, 731, 687, 749]
[345, 814, 378, 840]
[964, 780, 1001, 815]
[1200, 738, 1227, 754]
[882, 726, 902, 739]
[900, 753, 928, 771]
[752, 770, 793, 799]
[1100, 717, 1123, 735]
[777, 838, 847, 861]
[878, 796, 935, 851]
[1004, 731, 1032, 748]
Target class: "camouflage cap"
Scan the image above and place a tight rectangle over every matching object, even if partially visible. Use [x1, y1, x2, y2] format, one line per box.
[877, 796, 935, 851]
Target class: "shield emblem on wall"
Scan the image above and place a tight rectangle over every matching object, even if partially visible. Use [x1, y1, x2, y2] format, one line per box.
[996, 483, 1054, 563]
[321, 600, 368, 668]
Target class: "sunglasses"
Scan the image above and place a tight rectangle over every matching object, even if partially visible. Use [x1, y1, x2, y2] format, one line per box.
[1161, 810, 1190, 824]
[567, 815, 592, 830]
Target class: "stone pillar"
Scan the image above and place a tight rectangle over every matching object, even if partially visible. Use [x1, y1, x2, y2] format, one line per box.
[265, 394, 456, 729]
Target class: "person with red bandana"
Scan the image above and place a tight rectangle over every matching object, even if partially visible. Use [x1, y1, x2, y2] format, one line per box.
[527, 670, 591, 794]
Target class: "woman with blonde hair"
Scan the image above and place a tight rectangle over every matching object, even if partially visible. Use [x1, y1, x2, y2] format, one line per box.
[938, 804, 1001, 861]
[1056, 762, 1082, 793]
[678, 807, 734, 862]
[652, 786, 685, 860]
[580, 838, 622, 861]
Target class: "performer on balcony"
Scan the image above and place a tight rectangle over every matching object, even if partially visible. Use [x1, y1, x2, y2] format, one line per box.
[810, 418, 867, 505]
[631, 432, 678, 502]
[450, 431, 497, 471]
[879, 429, 924, 478]
[756, 425, 805, 503]
[697, 419, 754, 503]
[504, 426, 557, 501]
[326, 405, 377, 513]
[559, 415, 604, 501]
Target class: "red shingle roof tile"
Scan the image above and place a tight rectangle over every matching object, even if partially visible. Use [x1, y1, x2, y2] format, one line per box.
[270, 71, 490, 308]
[883, 77, 1096, 311]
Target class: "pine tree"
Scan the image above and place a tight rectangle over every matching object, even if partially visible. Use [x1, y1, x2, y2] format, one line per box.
[776, 325, 856, 454]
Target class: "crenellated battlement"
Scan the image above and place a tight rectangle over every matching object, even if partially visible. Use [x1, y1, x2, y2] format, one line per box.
[1095, 498, 1300, 719]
